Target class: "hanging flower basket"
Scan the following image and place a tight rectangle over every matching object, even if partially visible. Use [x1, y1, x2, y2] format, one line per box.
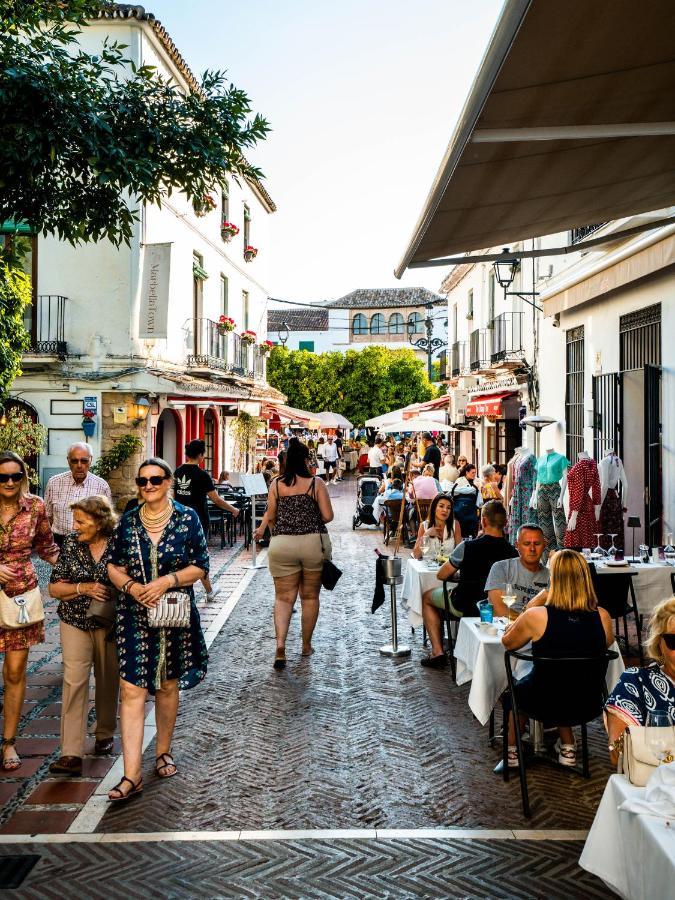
[243, 245, 258, 262]
[220, 221, 240, 242]
[217, 315, 236, 335]
[258, 340, 274, 355]
[241, 330, 257, 346]
[81, 410, 96, 437]
[193, 194, 217, 217]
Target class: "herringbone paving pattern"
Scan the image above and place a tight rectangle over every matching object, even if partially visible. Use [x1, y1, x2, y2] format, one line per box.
[98, 482, 614, 834]
[16, 837, 608, 899]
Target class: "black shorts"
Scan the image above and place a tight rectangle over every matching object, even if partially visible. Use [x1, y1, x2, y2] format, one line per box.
[324, 459, 337, 470]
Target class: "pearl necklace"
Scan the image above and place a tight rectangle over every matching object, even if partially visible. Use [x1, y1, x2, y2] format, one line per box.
[140, 501, 173, 532]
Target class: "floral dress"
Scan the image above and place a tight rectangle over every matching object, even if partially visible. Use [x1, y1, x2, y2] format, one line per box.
[49, 533, 115, 631]
[108, 502, 209, 694]
[0, 494, 58, 652]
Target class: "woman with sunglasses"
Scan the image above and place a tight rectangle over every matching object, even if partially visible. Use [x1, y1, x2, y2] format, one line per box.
[106, 458, 209, 802]
[0, 452, 59, 770]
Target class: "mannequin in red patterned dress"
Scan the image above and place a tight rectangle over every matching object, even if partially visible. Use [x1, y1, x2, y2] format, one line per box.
[564, 453, 601, 549]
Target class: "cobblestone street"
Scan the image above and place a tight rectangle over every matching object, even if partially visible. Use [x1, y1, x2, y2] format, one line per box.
[3, 479, 612, 897]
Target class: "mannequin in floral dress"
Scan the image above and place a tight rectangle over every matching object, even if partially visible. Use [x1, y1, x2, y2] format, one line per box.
[564, 452, 601, 549]
[507, 448, 538, 545]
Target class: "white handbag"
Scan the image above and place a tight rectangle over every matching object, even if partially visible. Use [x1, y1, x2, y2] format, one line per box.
[0, 586, 45, 629]
[622, 727, 663, 786]
[133, 529, 190, 629]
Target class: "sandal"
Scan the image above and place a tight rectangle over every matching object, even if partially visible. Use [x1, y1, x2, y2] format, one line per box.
[155, 753, 177, 779]
[107, 776, 143, 803]
[507, 746, 519, 768]
[1, 737, 21, 772]
[273, 649, 286, 670]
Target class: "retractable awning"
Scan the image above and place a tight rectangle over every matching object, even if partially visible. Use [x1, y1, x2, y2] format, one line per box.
[395, 0, 675, 276]
[465, 391, 516, 418]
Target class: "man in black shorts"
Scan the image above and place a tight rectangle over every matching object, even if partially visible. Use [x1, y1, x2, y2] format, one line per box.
[322, 434, 340, 484]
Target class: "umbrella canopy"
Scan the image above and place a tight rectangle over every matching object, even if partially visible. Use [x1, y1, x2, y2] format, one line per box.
[380, 417, 455, 433]
[317, 411, 353, 430]
[365, 404, 420, 429]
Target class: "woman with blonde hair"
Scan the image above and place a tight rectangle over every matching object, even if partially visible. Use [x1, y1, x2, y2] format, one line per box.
[502, 550, 614, 768]
[48, 495, 120, 776]
[605, 595, 675, 765]
[0, 451, 59, 770]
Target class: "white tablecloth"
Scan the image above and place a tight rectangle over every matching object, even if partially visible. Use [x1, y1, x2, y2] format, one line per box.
[453, 617, 625, 726]
[401, 558, 444, 628]
[595, 561, 674, 615]
[580, 774, 675, 899]
[342, 450, 359, 470]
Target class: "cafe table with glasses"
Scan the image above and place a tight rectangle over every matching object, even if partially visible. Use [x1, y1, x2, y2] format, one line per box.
[593, 558, 674, 616]
[402, 553, 455, 629]
[453, 617, 625, 726]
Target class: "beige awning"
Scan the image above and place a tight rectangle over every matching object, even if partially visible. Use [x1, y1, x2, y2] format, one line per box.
[395, 0, 675, 277]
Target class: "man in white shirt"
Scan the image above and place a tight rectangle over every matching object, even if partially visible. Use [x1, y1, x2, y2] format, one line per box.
[322, 435, 340, 484]
[367, 439, 385, 474]
[44, 442, 112, 546]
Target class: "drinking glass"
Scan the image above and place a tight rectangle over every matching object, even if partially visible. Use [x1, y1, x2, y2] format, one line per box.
[646, 712, 675, 764]
[502, 582, 517, 616]
[607, 534, 618, 559]
[592, 534, 605, 558]
[420, 535, 431, 561]
[638, 543, 650, 564]
[664, 533, 675, 563]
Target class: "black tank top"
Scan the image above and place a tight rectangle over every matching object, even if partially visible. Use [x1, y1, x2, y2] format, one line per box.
[272, 477, 326, 536]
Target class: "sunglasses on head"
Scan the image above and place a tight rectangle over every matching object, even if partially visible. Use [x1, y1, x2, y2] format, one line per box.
[0, 472, 23, 483]
[135, 475, 168, 488]
[663, 633, 675, 650]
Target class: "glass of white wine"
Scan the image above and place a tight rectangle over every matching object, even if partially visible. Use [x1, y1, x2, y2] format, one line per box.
[502, 582, 518, 620]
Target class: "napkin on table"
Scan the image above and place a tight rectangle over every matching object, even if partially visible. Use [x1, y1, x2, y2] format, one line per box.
[619, 760, 675, 818]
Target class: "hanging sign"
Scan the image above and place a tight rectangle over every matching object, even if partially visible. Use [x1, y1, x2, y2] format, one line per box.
[139, 243, 172, 339]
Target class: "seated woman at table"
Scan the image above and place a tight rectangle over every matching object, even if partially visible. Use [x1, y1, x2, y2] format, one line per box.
[605, 595, 675, 767]
[412, 493, 454, 561]
[502, 550, 614, 768]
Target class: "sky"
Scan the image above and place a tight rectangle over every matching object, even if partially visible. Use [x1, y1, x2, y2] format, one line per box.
[153, 0, 504, 302]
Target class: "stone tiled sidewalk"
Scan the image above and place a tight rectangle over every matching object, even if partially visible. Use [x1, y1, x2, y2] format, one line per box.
[0, 532, 253, 835]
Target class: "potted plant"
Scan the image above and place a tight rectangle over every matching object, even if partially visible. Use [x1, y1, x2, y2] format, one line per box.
[193, 194, 217, 217]
[243, 245, 258, 262]
[217, 315, 236, 335]
[258, 340, 274, 355]
[220, 221, 240, 242]
[81, 409, 96, 437]
[240, 330, 257, 346]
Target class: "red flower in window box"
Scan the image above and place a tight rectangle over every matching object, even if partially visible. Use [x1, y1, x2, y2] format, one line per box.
[220, 221, 240, 242]
[258, 340, 274, 355]
[193, 194, 217, 217]
[217, 315, 236, 334]
[241, 330, 257, 345]
[243, 245, 258, 262]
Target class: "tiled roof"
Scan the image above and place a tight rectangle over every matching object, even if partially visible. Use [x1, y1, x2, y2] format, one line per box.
[324, 288, 444, 309]
[267, 309, 329, 331]
[93, 4, 276, 213]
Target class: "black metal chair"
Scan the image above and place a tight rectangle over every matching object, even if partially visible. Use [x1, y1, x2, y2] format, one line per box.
[590, 565, 643, 664]
[502, 648, 619, 818]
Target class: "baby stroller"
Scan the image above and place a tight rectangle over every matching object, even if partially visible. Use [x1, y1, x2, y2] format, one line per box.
[352, 474, 381, 529]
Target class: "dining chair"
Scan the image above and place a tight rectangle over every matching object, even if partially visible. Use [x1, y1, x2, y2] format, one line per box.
[383, 500, 408, 546]
[501, 648, 619, 818]
[590, 565, 643, 664]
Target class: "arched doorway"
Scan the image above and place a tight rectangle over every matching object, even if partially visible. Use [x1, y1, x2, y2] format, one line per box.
[155, 408, 182, 470]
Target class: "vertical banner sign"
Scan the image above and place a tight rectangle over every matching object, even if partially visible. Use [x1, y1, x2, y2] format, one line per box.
[139, 243, 171, 339]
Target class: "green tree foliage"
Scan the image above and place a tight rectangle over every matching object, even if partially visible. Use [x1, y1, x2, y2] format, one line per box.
[267, 346, 433, 426]
[0, 262, 31, 399]
[0, 1, 271, 246]
[0, 406, 47, 482]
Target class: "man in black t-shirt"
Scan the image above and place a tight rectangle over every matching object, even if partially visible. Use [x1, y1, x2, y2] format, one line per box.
[421, 432, 442, 479]
[174, 439, 239, 601]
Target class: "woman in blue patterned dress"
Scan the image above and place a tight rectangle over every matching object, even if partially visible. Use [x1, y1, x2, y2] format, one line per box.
[605, 595, 675, 767]
[106, 458, 209, 802]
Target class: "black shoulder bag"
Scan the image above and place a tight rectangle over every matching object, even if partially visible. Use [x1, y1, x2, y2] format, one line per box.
[310, 478, 342, 591]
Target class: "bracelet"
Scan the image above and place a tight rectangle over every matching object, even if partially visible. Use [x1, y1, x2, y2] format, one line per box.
[171, 573, 180, 588]
[608, 735, 625, 753]
[121, 579, 134, 594]
[76, 583, 82, 596]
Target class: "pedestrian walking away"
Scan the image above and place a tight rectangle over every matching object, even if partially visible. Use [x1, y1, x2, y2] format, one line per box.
[44, 442, 112, 547]
[173, 439, 240, 601]
[0, 452, 59, 771]
[254, 438, 334, 669]
[106, 457, 209, 802]
[48, 495, 120, 776]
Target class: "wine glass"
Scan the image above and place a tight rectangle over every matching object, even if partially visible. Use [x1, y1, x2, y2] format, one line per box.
[646, 712, 675, 764]
[607, 534, 618, 560]
[638, 543, 650, 564]
[502, 582, 517, 620]
[592, 533, 605, 558]
[664, 533, 675, 563]
[420, 534, 432, 562]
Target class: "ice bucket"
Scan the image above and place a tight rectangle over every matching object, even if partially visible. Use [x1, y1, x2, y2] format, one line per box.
[382, 557, 402, 582]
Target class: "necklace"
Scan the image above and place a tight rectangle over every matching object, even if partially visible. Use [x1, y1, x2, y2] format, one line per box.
[140, 501, 172, 531]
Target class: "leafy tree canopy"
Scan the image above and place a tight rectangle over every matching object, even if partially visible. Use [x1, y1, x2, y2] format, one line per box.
[0, 262, 31, 398]
[0, 1, 271, 246]
[267, 346, 434, 427]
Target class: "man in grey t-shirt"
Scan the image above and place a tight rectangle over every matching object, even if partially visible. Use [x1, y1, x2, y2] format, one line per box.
[485, 524, 549, 616]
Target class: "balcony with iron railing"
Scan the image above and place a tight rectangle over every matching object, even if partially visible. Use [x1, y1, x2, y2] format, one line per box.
[451, 340, 468, 377]
[469, 329, 490, 372]
[185, 318, 265, 380]
[490, 312, 524, 365]
[570, 223, 606, 244]
[23, 295, 69, 360]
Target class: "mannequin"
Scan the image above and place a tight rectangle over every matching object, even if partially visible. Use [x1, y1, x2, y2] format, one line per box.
[507, 447, 538, 544]
[598, 450, 628, 550]
[564, 451, 601, 549]
[531, 448, 569, 553]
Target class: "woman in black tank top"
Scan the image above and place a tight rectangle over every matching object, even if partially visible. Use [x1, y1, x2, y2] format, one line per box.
[254, 439, 334, 669]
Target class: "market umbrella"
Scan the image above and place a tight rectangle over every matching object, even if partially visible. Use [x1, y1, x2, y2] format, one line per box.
[380, 416, 455, 433]
[317, 411, 353, 430]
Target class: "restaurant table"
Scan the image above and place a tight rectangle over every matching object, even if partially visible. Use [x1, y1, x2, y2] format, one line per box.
[341, 450, 359, 471]
[401, 558, 444, 628]
[580, 773, 675, 899]
[594, 560, 674, 615]
[453, 617, 625, 726]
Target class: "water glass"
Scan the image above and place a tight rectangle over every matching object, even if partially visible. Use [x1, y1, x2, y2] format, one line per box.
[646, 712, 675, 764]
[478, 600, 494, 624]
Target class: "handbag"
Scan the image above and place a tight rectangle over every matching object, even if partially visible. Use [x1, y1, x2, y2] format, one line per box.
[0, 586, 44, 629]
[86, 592, 118, 628]
[319, 532, 342, 591]
[133, 529, 190, 628]
[622, 727, 661, 786]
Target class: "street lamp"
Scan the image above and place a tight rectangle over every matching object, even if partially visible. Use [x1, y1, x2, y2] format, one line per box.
[131, 396, 151, 426]
[407, 301, 447, 381]
[493, 248, 520, 289]
[278, 320, 290, 347]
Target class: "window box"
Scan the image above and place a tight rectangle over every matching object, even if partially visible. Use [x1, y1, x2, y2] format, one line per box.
[220, 222, 240, 242]
[217, 315, 236, 335]
[241, 330, 257, 346]
[243, 245, 258, 262]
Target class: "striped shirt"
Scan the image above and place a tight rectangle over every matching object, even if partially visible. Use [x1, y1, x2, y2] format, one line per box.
[44, 471, 112, 536]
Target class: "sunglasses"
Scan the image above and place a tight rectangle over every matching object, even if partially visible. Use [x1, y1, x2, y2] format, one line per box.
[663, 633, 675, 650]
[0, 472, 24, 483]
[135, 475, 169, 488]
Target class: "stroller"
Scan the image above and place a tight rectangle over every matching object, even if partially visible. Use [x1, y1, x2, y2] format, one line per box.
[352, 473, 382, 529]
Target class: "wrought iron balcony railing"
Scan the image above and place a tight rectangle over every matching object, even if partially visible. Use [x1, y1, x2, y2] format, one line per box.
[570, 223, 606, 244]
[185, 318, 265, 379]
[490, 312, 524, 364]
[469, 329, 490, 372]
[451, 340, 468, 376]
[26, 295, 68, 357]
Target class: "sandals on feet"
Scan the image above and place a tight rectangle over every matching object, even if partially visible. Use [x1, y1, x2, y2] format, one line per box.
[155, 753, 177, 779]
[108, 776, 143, 803]
[273, 650, 286, 670]
[1, 737, 21, 772]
